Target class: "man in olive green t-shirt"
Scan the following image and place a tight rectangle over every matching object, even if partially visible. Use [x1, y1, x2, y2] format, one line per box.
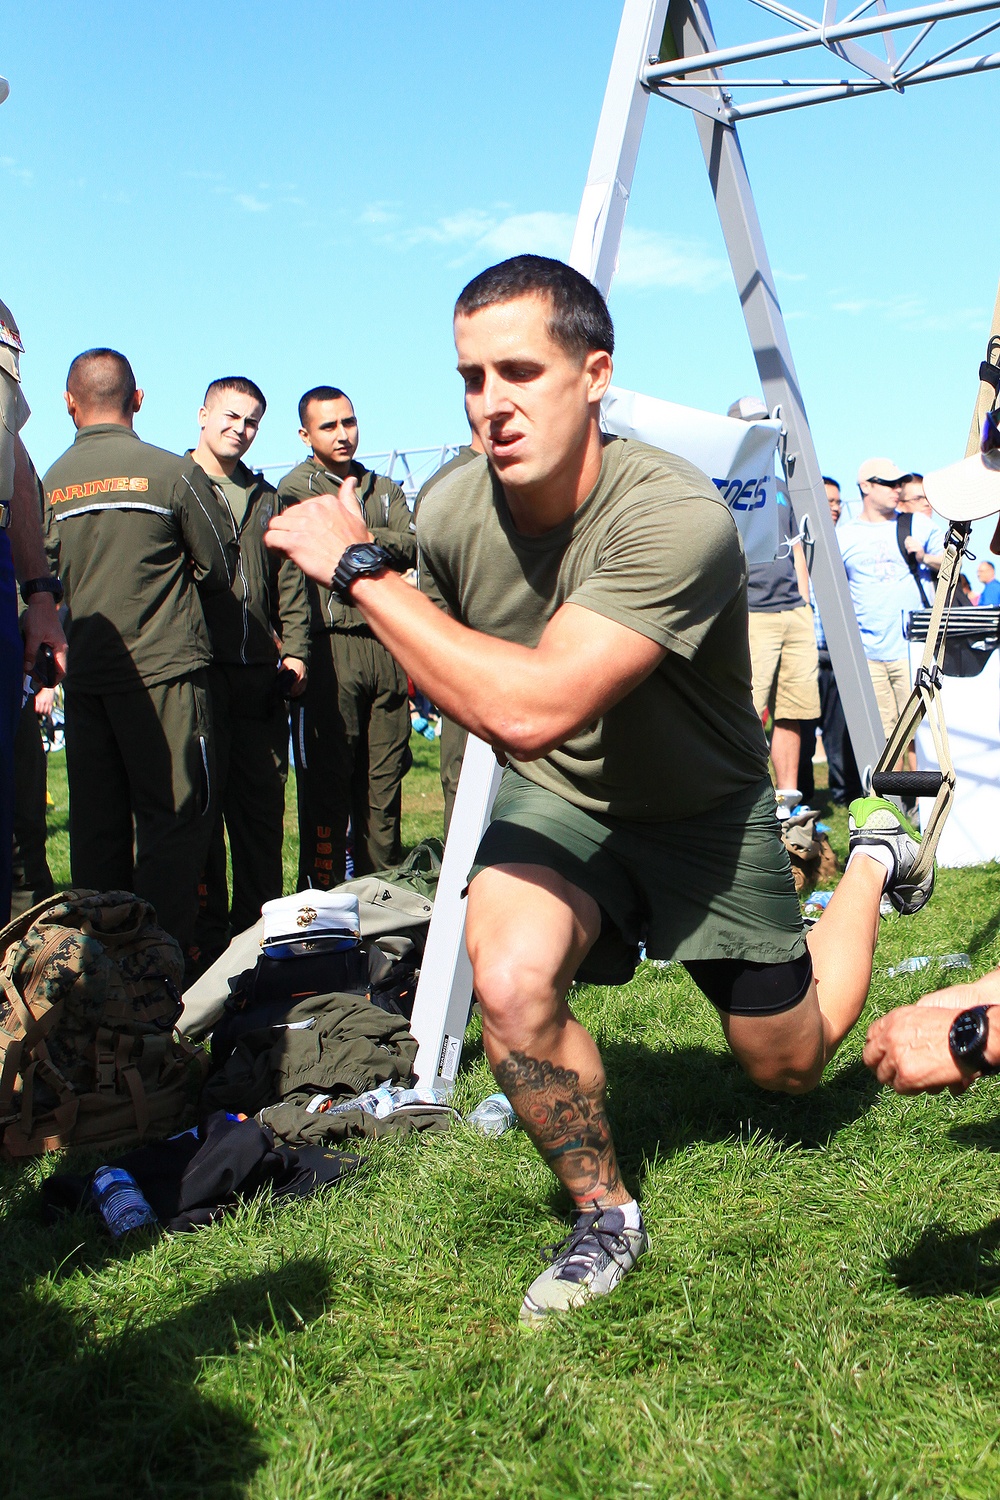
[413, 429, 485, 836]
[265, 256, 905, 1328]
[278, 387, 416, 888]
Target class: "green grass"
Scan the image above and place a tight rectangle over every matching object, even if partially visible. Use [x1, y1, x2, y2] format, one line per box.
[7, 746, 1000, 1497]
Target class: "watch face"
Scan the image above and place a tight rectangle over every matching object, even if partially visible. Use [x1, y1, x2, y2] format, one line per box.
[951, 1007, 987, 1062]
[352, 544, 385, 567]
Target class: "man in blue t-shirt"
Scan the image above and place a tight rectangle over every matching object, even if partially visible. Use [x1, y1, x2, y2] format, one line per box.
[837, 457, 944, 754]
[975, 561, 1000, 607]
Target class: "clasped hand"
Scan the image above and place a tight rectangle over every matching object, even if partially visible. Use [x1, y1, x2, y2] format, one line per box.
[265, 476, 372, 582]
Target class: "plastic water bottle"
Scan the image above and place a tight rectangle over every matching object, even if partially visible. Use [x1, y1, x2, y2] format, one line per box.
[322, 1083, 448, 1119]
[89, 1166, 158, 1238]
[803, 890, 834, 922]
[466, 1092, 518, 1136]
[885, 953, 971, 979]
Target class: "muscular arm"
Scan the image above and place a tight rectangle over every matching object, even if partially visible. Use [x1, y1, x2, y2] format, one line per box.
[863, 968, 1000, 1093]
[265, 485, 666, 760]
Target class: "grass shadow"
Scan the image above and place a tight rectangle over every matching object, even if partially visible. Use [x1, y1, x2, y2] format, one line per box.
[0, 1253, 330, 1499]
[963, 901, 1000, 961]
[950, 1117, 1000, 1154]
[601, 1039, 880, 1169]
[889, 1220, 1000, 1298]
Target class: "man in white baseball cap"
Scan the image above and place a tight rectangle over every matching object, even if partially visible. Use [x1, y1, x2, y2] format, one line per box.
[836, 457, 945, 771]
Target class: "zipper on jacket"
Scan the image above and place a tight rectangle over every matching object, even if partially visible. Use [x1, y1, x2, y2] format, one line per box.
[214, 483, 252, 664]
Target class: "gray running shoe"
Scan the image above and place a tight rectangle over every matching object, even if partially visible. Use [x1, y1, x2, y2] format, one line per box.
[519, 1205, 648, 1328]
[848, 796, 934, 915]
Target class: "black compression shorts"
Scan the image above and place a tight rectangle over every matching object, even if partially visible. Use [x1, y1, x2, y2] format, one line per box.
[683, 950, 814, 1016]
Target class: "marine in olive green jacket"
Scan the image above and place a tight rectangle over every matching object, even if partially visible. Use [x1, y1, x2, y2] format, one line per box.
[277, 456, 416, 632]
[44, 423, 235, 690]
[195, 458, 310, 668]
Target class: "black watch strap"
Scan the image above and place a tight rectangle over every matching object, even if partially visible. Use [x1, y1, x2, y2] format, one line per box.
[949, 1005, 1000, 1076]
[331, 543, 392, 602]
[20, 575, 64, 606]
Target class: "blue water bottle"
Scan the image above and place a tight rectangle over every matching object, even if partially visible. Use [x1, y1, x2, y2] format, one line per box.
[89, 1166, 158, 1238]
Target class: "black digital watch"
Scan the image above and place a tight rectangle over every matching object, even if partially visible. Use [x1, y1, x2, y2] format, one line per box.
[20, 575, 64, 606]
[330, 543, 392, 602]
[948, 1005, 1000, 1076]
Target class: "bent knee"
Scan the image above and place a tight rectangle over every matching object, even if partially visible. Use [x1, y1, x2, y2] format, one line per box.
[742, 1057, 824, 1096]
[471, 951, 559, 1037]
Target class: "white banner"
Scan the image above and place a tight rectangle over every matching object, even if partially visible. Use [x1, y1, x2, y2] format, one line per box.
[601, 385, 781, 566]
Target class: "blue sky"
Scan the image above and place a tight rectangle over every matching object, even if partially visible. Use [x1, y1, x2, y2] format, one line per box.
[1, 0, 997, 547]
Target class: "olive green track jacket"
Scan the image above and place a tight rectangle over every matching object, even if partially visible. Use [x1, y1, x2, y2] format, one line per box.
[277, 457, 416, 632]
[44, 424, 236, 693]
[195, 459, 311, 669]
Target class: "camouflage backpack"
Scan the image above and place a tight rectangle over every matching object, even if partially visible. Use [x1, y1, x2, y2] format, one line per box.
[0, 890, 207, 1159]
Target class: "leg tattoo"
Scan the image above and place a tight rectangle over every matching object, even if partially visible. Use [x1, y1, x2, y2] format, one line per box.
[494, 1051, 625, 1207]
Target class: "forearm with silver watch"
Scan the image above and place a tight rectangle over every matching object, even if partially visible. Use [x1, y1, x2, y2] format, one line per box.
[948, 1005, 1000, 1079]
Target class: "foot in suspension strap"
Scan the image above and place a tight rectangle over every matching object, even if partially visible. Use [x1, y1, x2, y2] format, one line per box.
[848, 796, 935, 916]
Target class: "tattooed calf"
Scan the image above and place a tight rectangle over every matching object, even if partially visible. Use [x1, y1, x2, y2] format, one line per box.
[494, 1050, 623, 1206]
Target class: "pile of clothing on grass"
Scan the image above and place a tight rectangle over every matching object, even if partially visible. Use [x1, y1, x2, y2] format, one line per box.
[0, 842, 459, 1235]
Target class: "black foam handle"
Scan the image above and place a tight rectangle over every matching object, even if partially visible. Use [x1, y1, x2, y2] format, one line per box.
[871, 770, 944, 797]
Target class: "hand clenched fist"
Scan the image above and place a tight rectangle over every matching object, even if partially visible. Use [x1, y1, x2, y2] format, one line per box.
[265, 476, 372, 583]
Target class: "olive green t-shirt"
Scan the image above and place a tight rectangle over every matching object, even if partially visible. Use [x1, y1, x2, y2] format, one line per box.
[415, 437, 769, 821]
[210, 469, 252, 528]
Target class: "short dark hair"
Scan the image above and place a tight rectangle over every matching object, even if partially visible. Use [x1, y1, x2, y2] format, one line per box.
[982, 561, 996, 576]
[909, 471, 924, 482]
[203, 375, 266, 414]
[298, 385, 352, 426]
[66, 348, 137, 416]
[822, 476, 840, 491]
[455, 255, 614, 360]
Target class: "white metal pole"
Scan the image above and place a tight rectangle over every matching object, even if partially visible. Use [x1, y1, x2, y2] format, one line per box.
[410, 734, 503, 1086]
[569, 0, 671, 295]
[672, 0, 886, 778]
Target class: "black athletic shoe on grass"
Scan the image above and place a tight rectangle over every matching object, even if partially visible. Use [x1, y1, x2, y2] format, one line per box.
[848, 796, 935, 915]
[519, 1205, 648, 1328]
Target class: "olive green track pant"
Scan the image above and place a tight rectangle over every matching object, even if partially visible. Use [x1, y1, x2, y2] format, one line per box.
[196, 662, 288, 957]
[64, 671, 213, 954]
[11, 699, 54, 916]
[292, 628, 409, 889]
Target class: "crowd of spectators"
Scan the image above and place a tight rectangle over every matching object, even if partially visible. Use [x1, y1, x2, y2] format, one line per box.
[742, 437, 970, 817]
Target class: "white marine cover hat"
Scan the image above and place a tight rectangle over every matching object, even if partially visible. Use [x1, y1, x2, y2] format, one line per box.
[261, 890, 361, 957]
[923, 450, 1000, 523]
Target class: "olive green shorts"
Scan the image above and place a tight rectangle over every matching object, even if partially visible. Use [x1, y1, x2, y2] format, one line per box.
[469, 771, 806, 986]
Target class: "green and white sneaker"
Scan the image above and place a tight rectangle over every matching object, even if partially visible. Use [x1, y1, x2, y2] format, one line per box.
[519, 1205, 648, 1328]
[848, 796, 934, 915]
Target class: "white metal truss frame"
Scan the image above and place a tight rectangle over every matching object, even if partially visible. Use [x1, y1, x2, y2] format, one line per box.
[645, 1, 1000, 122]
[410, 0, 999, 1087]
[260, 445, 462, 505]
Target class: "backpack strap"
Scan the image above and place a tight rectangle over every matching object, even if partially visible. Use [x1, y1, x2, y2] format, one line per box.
[0, 1034, 24, 1117]
[94, 1027, 119, 1093]
[896, 511, 931, 608]
[121, 1066, 150, 1138]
